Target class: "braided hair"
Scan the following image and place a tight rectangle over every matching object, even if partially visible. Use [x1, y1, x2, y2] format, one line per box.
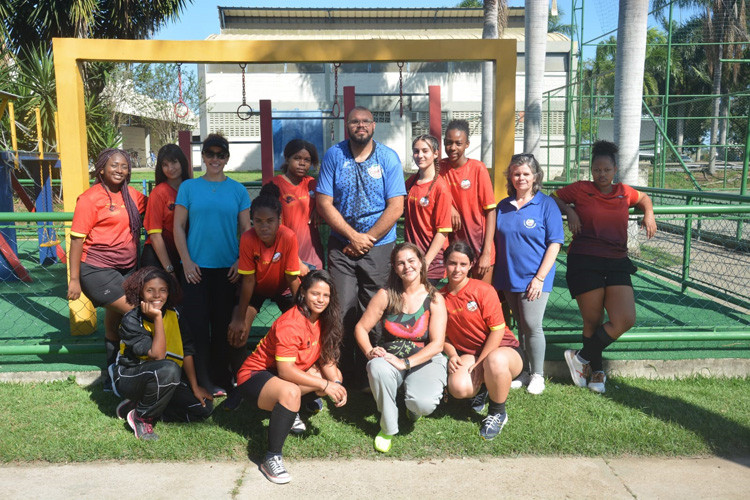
[93, 148, 141, 240]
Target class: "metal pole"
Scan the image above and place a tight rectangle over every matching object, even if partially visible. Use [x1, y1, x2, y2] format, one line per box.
[343, 86, 356, 140]
[661, 1, 674, 189]
[259, 99, 274, 184]
[429, 85, 442, 147]
[681, 196, 693, 293]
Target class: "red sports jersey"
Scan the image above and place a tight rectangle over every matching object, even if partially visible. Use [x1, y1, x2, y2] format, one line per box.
[237, 306, 322, 385]
[238, 225, 301, 297]
[553, 181, 641, 259]
[143, 182, 179, 264]
[271, 175, 324, 270]
[439, 158, 496, 264]
[70, 184, 147, 269]
[404, 174, 453, 279]
[440, 279, 518, 355]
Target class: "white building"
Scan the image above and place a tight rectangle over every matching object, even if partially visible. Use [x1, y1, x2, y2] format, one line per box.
[199, 7, 573, 176]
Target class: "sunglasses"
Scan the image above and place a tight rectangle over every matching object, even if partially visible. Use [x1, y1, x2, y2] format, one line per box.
[203, 151, 229, 160]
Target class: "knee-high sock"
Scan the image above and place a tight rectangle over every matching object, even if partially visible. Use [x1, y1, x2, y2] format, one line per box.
[583, 325, 616, 372]
[267, 403, 296, 456]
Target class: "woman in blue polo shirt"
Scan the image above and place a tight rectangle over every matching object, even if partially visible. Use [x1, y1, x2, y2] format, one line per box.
[493, 153, 563, 395]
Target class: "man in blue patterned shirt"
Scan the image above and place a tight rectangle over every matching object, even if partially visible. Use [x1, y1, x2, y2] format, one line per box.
[317, 106, 406, 388]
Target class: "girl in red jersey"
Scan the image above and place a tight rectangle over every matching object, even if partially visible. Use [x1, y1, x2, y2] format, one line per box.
[404, 134, 453, 285]
[234, 270, 347, 484]
[440, 119, 497, 283]
[67, 148, 147, 389]
[441, 241, 523, 441]
[270, 139, 324, 272]
[552, 140, 656, 394]
[141, 144, 191, 278]
[228, 183, 302, 349]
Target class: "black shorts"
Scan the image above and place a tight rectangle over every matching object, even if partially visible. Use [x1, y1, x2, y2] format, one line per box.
[249, 293, 295, 314]
[456, 345, 526, 366]
[235, 370, 276, 407]
[565, 253, 637, 299]
[79, 262, 134, 307]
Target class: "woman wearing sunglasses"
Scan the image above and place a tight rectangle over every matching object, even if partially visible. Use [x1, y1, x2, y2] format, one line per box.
[174, 133, 252, 396]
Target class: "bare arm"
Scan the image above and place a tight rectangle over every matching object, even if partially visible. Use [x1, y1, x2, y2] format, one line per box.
[228, 273, 256, 345]
[316, 193, 375, 253]
[148, 233, 175, 274]
[354, 289, 389, 359]
[67, 237, 84, 300]
[182, 355, 212, 406]
[635, 192, 656, 238]
[286, 273, 301, 297]
[551, 194, 581, 235]
[476, 208, 496, 277]
[277, 361, 348, 406]
[525, 242, 562, 301]
[174, 205, 201, 283]
[469, 326, 504, 374]
[423, 232, 447, 270]
[385, 293, 447, 372]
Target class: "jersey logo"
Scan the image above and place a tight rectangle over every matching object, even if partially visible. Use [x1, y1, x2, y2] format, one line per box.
[272, 252, 282, 262]
[524, 218, 537, 229]
[466, 300, 478, 311]
[460, 179, 471, 190]
[617, 195, 625, 198]
[168, 203, 175, 211]
[419, 196, 430, 207]
[309, 190, 315, 198]
[284, 195, 295, 204]
[368, 164, 383, 179]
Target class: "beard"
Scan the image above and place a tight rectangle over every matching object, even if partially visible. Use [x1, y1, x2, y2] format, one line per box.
[349, 129, 374, 146]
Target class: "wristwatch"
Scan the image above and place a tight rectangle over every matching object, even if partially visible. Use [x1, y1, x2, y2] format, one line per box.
[403, 358, 411, 371]
[165, 264, 174, 273]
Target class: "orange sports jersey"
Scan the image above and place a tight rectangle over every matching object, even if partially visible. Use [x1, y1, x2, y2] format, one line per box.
[143, 182, 179, 263]
[440, 279, 518, 355]
[404, 174, 453, 279]
[238, 225, 300, 297]
[439, 158, 496, 264]
[553, 181, 642, 259]
[237, 306, 322, 385]
[70, 184, 147, 269]
[271, 175, 324, 270]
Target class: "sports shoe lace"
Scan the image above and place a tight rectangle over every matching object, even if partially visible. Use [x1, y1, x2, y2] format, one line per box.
[141, 418, 154, 434]
[267, 456, 286, 476]
[482, 413, 504, 427]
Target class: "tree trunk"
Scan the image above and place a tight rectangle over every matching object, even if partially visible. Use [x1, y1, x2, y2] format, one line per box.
[676, 102, 685, 154]
[480, 0, 503, 167]
[523, 0, 549, 158]
[718, 94, 729, 169]
[708, 43, 723, 175]
[614, 0, 649, 186]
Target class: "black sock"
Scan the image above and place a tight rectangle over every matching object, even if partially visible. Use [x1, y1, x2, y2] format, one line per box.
[104, 338, 119, 368]
[268, 403, 296, 455]
[578, 334, 593, 363]
[300, 392, 318, 407]
[487, 398, 506, 416]
[589, 325, 616, 372]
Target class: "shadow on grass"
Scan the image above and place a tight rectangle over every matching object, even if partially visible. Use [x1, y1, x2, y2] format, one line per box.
[326, 390, 380, 436]
[605, 379, 750, 462]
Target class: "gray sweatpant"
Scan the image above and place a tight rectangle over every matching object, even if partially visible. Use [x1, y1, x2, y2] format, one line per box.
[367, 353, 447, 436]
[503, 290, 550, 376]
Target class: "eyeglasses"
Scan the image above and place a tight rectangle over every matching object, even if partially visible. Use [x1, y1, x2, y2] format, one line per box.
[203, 150, 229, 160]
[347, 119, 374, 126]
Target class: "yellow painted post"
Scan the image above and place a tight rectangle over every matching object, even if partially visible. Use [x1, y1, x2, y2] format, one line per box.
[54, 112, 60, 153]
[8, 101, 18, 169]
[35, 107, 43, 160]
[52, 37, 517, 336]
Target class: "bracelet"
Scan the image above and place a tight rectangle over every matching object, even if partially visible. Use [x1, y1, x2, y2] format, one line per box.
[165, 264, 174, 273]
[334, 380, 343, 385]
[534, 276, 544, 283]
[403, 357, 411, 370]
[323, 380, 329, 391]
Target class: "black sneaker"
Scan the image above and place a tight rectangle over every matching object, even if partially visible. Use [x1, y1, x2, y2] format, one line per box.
[260, 454, 291, 484]
[126, 409, 159, 441]
[480, 412, 508, 441]
[304, 397, 324, 415]
[115, 399, 136, 420]
[470, 386, 488, 414]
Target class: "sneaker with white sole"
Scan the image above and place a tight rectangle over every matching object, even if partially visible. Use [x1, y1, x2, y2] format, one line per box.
[290, 413, 306, 435]
[374, 431, 393, 453]
[126, 409, 159, 441]
[526, 373, 545, 395]
[469, 387, 488, 414]
[260, 454, 291, 484]
[564, 349, 590, 388]
[479, 412, 508, 441]
[510, 371, 530, 389]
[589, 371, 607, 394]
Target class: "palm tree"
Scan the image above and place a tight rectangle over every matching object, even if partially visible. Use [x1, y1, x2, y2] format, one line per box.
[614, 0, 650, 186]
[524, 0, 549, 158]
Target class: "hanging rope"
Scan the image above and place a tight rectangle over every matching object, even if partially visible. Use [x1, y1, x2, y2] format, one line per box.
[236, 63, 253, 121]
[174, 63, 190, 119]
[331, 63, 341, 118]
[397, 62, 405, 118]
[38, 165, 60, 248]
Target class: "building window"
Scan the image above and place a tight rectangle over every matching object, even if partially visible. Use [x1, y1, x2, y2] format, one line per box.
[207, 112, 260, 137]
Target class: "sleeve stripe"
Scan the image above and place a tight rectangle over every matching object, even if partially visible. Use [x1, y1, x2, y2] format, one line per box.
[275, 355, 297, 362]
[489, 323, 506, 331]
[483, 203, 498, 210]
[69, 231, 87, 238]
[238, 269, 255, 275]
[285, 270, 301, 276]
[146, 229, 163, 235]
[437, 227, 453, 233]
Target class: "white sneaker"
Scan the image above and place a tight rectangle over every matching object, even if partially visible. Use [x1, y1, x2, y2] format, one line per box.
[564, 349, 590, 388]
[526, 373, 545, 395]
[290, 413, 306, 434]
[510, 371, 529, 389]
[260, 455, 291, 484]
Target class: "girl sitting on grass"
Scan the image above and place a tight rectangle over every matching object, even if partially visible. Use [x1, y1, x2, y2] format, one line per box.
[441, 241, 523, 441]
[234, 270, 347, 484]
[111, 267, 213, 441]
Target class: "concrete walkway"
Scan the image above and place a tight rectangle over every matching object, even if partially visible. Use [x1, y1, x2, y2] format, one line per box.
[2, 456, 748, 499]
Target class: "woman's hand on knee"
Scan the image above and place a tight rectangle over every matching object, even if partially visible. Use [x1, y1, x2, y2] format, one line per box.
[324, 381, 347, 407]
[447, 355, 462, 375]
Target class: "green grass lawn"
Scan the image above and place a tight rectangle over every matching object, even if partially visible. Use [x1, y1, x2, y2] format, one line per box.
[1, 375, 747, 463]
